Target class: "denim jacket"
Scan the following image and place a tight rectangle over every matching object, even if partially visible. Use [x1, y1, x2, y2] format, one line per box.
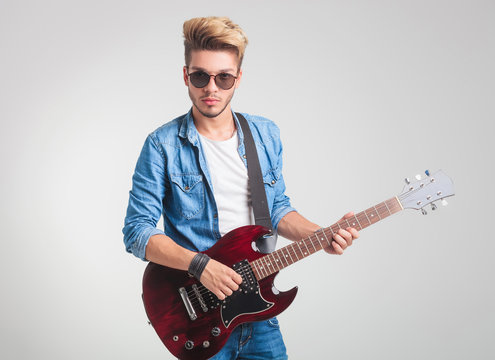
[123, 110, 296, 260]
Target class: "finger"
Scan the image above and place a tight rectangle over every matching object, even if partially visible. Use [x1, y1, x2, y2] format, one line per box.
[221, 285, 234, 297]
[332, 234, 347, 249]
[226, 277, 240, 291]
[331, 241, 344, 255]
[347, 227, 360, 240]
[342, 211, 354, 220]
[231, 270, 243, 285]
[338, 229, 353, 245]
[215, 289, 226, 300]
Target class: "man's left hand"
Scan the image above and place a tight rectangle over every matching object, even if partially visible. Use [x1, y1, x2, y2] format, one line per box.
[324, 212, 360, 255]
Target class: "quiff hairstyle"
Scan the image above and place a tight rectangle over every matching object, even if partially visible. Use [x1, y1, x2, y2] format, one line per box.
[183, 16, 248, 70]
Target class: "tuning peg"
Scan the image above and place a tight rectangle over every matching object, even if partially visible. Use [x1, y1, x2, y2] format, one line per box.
[441, 199, 448, 206]
[425, 170, 430, 176]
[421, 208, 427, 215]
[404, 178, 411, 185]
[431, 203, 437, 211]
[415, 174, 421, 180]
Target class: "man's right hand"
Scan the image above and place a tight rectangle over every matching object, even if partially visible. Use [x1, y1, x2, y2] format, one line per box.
[200, 259, 243, 300]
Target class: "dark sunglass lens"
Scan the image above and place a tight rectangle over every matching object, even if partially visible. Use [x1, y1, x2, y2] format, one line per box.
[216, 73, 235, 90]
[190, 71, 210, 88]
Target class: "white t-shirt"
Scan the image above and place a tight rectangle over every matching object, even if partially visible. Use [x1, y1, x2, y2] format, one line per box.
[199, 131, 254, 236]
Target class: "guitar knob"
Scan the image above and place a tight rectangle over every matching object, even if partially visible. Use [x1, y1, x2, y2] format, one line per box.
[203, 341, 210, 348]
[211, 327, 221, 337]
[185, 340, 194, 350]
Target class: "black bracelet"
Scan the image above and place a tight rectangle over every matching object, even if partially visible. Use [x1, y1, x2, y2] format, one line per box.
[188, 253, 211, 280]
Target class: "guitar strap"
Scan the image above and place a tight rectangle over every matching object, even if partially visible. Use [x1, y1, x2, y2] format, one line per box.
[235, 112, 277, 253]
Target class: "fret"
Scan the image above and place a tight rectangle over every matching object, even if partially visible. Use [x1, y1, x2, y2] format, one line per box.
[274, 251, 284, 269]
[264, 254, 273, 275]
[270, 252, 280, 271]
[310, 235, 318, 252]
[366, 207, 379, 224]
[375, 202, 387, 218]
[346, 217, 357, 229]
[294, 242, 302, 260]
[279, 249, 290, 267]
[252, 263, 261, 280]
[286, 245, 295, 264]
[259, 259, 268, 278]
[322, 228, 332, 246]
[388, 198, 401, 214]
[362, 210, 371, 225]
[314, 231, 324, 248]
[358, 211, 371, 227]
[373, 205, 382, 220]
[253, 260, 261, 279]
[353, 215, 362, 230]
[302, 239, 310, 256]
[384, 200, 391, 215]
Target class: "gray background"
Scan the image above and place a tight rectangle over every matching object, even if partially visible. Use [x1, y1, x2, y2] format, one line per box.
[1, 0, 494, 359]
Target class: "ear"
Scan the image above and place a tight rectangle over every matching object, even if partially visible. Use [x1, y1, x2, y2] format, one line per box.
[235, 69, 243, 89]
[183, 66, 189, 86]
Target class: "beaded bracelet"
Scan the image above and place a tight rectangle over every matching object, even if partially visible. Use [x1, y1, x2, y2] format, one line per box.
[188, 253, 211, 280]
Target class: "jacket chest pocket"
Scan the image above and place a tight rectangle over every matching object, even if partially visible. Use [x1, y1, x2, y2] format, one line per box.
[169, 174, 205, 219]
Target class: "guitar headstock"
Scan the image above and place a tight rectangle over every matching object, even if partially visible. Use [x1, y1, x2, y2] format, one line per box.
[398, 170, 455, 214]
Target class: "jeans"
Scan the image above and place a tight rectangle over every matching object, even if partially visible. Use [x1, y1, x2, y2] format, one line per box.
[208, 318, 288, 360]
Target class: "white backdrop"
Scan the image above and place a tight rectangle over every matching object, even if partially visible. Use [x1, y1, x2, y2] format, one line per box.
[1, 1, 494, 359]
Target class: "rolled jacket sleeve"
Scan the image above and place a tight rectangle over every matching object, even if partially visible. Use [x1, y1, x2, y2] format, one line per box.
[271, 173, 296, 230]
[123, 134, 166, 260]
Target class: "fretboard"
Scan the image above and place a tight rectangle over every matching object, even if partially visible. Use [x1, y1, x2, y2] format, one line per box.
[249, 197, 403, 281]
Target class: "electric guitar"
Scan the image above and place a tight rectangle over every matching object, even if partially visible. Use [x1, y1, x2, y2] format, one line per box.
[142, 170, 455, 360]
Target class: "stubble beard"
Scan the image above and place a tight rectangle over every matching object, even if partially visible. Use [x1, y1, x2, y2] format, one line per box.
[189, 88, 235, 119]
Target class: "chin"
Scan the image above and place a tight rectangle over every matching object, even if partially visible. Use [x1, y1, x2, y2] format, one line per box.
[197, 104, 228, 119]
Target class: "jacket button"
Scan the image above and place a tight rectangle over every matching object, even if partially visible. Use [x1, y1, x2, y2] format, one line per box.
[271, 180, 276, 184]
[184, 186, 190, 190]
[213, 213, 218, 218]
[243, 155, 246, 159]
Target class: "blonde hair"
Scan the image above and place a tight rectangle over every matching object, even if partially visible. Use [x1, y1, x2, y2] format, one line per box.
[183, 16, 248, 69]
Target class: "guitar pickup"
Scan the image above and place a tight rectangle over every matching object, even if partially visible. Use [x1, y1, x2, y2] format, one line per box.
[192, 284, 209, 313]
[179, 287, 197, 321]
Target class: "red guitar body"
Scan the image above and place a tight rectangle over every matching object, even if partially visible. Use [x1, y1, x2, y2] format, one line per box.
[142, 225, 298, 360]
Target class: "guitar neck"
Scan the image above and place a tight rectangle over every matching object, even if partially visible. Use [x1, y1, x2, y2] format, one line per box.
[250, 197, 403, 281]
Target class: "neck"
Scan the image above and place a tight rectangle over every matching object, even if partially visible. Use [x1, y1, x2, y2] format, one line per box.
[250, 197, 403, 281]
[192, 106, 236, 141]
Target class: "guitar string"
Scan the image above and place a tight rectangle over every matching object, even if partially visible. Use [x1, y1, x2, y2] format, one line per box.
[185, 195, 419, 308]
[188, 261, 267, 308]
[398, 181, 438, 202]
[186, 235, 327, 305]
[185, 199, 404, 305]
[186, 263, 252, 308]
[186, 222, 372, 305]
[186, 233, 336, 307]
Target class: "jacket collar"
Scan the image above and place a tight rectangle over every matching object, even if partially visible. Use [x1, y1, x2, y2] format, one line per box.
[178, 108, 245, 145]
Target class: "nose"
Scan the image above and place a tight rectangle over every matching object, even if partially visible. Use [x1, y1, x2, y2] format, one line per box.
[204, 75, 219, 92]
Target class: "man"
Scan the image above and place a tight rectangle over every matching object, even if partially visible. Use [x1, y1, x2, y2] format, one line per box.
[123, 16, 359, 359]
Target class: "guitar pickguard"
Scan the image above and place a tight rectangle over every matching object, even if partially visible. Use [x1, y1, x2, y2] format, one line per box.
[220, 260, 274, 328]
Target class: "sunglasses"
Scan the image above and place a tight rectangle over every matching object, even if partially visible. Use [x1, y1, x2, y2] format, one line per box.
[187, 70, 238, 90]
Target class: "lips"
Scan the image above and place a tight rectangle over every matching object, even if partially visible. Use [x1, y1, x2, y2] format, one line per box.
[201, 98, 220, 106]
